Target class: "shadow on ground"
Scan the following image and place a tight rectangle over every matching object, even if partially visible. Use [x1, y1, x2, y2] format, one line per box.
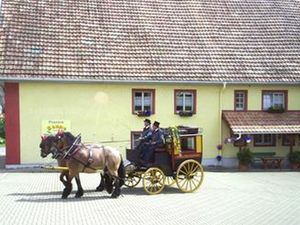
[9, 185, 181, 202]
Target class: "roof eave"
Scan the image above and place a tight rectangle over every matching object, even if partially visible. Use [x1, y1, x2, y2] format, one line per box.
[0, 77, 299, 85]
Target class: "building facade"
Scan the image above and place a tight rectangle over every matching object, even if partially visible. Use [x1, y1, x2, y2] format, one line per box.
[3, 82, 300, 167]
[1, 0, 300, 167]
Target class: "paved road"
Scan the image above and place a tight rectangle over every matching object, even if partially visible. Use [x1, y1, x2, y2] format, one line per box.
[0, 171, 299, 225]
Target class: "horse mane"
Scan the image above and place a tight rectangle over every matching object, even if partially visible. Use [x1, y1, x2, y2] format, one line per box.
[62, 132, 78, 146]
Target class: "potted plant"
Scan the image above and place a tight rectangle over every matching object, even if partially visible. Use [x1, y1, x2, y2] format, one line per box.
[237, 147, 253, 171]
[178, 111, 193, 117]
[136, 110, 151, 117]
[288, 151, 300, 169]
[267, 106, 285, 113]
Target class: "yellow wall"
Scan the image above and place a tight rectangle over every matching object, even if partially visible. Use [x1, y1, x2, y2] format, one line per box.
[221, 84, 300, 158]
[19, 82, 300, 164]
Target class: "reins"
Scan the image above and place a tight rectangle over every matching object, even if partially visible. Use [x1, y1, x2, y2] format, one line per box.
[61, 134, 82, 160]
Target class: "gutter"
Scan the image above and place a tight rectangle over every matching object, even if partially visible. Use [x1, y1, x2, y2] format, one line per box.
[0, 77, 299, 85]
[219, 82, 227, 145]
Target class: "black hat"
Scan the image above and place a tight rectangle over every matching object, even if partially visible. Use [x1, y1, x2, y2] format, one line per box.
[153, 121, 160, 127]
[144, 119, 151, 124]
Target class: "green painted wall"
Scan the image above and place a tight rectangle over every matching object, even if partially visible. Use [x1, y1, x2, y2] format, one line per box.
[19, 82, 300, 164]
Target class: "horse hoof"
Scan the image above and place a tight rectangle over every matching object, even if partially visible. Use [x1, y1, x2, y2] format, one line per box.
[96, 186, 104, 192]
[61, 195, 68, 199]
[111, 189, 120, 198]
[75, 192, 83, 198]
[111, 193, 119, 198]
[106, 185, 113, 194]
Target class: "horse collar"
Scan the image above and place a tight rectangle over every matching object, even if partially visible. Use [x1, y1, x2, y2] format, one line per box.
[66, 145, 81, 159]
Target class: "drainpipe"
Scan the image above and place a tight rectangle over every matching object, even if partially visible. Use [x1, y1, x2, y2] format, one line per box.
[219, 82, 227, 145]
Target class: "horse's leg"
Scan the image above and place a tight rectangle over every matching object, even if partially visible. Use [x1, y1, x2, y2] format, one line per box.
[58, 159, 68, 187]
[59, 171, 68, 187]
[104, 172, 113, 194]
[75, 175, 84, 198]
[96, 171, 105, 192]
[102, 167, 113, 194]
[62, 172, 74, 199]
[109, 170, 121, 198]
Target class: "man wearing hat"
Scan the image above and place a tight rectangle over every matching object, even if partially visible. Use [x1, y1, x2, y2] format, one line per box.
[142, 121, 164, 165]
[140, 119, 152, 141]
[133, 119, 152, 166]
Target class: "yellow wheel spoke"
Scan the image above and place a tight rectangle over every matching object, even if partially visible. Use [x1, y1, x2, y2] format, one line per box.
[191, 179, 197, 189]
[184, 179, 189, 190]
[179, 168, 188, 175]
[181, 178, 188, 188]
[190, 166, 199, 175]
[176, 160, 204, 193]
[189, 180, 194, 190]
[190, 163, 197, 174]
[181, 165, 188, 174]
[177, 175, 185, 183]
[143, 167, 165, 195]
[189, 162, 194, 172]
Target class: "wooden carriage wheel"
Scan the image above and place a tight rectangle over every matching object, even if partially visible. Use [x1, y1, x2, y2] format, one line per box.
[176, 159, 204, 193]
[163, 176, 176, 186]
[143, 167, 165, 195]
[124, 172, 142, 188]
[124, 165, 142, 188]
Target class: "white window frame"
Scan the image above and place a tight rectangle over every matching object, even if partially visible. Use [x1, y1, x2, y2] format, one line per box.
[175, 90, 196, 113]
[254, 134, 275, 146]
[132, 89, 154, 114]
[234, 91, 247, 111]
[263, 92, 285, 110]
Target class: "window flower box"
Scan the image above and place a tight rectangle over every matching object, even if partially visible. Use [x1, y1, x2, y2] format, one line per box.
[267, 106, 285, 113]
[136, 110, 151, 117]
[178, 111, 193, 117]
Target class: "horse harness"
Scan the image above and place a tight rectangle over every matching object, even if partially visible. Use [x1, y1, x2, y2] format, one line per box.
[55, 135, 97, 172]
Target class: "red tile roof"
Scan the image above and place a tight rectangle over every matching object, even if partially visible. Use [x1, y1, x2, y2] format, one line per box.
[223, 111, 300, 134]
[0, 0, 300, 83]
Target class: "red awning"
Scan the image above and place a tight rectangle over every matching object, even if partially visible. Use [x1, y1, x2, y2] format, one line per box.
[223, 111, 300, 134]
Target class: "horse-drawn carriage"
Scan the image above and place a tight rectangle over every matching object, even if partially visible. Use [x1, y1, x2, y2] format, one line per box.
[40, 126, 204, 198]
[124, 126, 204, 194]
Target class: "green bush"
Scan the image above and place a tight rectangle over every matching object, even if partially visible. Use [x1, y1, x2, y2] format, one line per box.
[0, 118, 4, 139]
[288, 151, 300, 164]
[237, 147, 253, 165]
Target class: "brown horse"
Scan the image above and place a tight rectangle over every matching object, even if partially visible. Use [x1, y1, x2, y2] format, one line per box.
[40, 135, 106, 198]
[40, 132, 125, 198]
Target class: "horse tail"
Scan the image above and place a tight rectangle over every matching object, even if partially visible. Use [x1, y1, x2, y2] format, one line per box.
[118, 155, 125, 187]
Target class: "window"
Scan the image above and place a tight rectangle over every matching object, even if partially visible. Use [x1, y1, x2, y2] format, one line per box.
[282, 134, 295, 146]
[174, 90, 196, 114]
[262, 91, 286, 110]
[132, 89, 155, 114]
[254, 134, 276, 146]
[131, 131, 142, 149]
[234, 90, 247, 111]
[180, 136, 196, 152]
